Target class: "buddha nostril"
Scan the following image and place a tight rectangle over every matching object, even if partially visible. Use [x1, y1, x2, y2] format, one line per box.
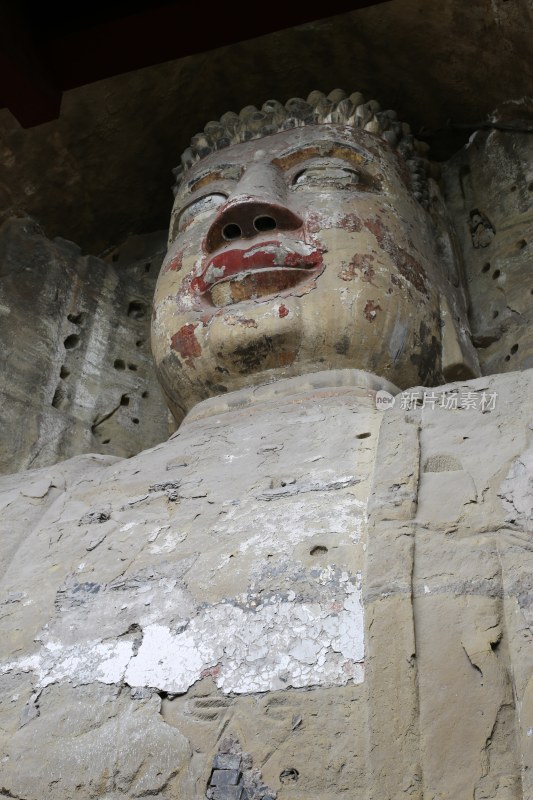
[222, 223, 242, 241]
[254, 215, 277, 233]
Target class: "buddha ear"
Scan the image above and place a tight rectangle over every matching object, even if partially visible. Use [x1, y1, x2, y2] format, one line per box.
[440, 294, 481, 381]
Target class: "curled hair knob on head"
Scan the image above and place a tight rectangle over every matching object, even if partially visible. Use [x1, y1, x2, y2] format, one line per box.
[173, 89, 431, 207]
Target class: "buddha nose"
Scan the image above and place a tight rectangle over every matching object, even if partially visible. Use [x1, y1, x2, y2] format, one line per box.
[205, 162, 303, 252]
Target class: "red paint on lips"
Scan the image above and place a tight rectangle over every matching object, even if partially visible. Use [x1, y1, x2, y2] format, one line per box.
[191, 242, 323, 295]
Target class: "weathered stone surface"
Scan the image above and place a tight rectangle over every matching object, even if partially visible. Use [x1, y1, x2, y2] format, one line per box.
[0, 217, 169, 473]
[1, 682, 189, 799]
[442, 102, 533, 377]
[0, 373, 380, 798]
[0, 369, 532, 798]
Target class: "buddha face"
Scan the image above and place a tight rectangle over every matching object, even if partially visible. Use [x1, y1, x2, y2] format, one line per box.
[152, 125, 455, 419]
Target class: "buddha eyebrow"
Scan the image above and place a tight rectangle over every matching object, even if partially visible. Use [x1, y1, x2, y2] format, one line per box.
[273, 142, 371, 170]
[187, 164, 242, 193]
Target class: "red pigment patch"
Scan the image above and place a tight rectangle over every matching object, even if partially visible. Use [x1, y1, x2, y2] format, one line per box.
[200, 664, 221, 679]
[170, 323, 202, 367]
[278, 304, 289, 318]
[338, 253, 375, 283]
[364, 300, 381, 322]
[339, 213, 363, 233]
[343, 661, 359, 674]
[278, 349, 295, 366]
[363, 216, 428, 295]
[305, 212, 323, 235]
[161, 252, 183, 274]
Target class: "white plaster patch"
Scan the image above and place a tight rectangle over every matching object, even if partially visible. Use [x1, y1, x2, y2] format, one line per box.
[126, 624, 212, 691]
[2, 640, 133, 688]
[126, 581, 364, 694]
[120, 521, 140, 533]
[1, 583, 364, 695]
[215, 493, 365, 554]
[148, 530, 186, 554]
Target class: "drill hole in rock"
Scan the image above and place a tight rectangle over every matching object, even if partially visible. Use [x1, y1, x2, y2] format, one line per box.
[127, 300, 147, 319]
[492, 269, 501, 280]
[64, 334, 80, 350]
[60, 365, 70, 379]
[310, 545, 328, 556]
[67, 311, 85, 325]
[356, 432, 371, 439]
[52, 384, 67, 409]
[510, 343, 519, 354]
[120, 394, 130, 406]
[279, 768, 299, 784]
[114, 359, 126, 370]
[481, 262, 491, 273]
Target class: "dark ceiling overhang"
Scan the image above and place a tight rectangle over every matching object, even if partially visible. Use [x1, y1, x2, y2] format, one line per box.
[0, 0, 389, 128]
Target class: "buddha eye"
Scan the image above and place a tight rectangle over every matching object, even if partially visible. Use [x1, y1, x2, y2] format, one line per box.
[292, 165, 365, 189]
[176, 192, 227, 233]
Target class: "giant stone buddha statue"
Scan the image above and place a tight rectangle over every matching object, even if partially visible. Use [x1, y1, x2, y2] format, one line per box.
[1, 90, 532, 800]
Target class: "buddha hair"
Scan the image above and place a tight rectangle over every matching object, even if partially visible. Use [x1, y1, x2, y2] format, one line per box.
[173, 89, 432, 206]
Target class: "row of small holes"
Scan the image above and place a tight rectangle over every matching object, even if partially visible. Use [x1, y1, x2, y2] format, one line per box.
[504, 343, 519, 362]
[114, 359, 138, 371]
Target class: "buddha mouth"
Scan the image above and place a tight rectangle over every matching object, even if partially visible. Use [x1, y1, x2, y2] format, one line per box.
[191, 240, 324, 307]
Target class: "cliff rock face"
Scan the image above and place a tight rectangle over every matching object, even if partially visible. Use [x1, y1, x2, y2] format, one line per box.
[0, 32, 532, 794]
[443, 107, 533, 375]
[0, 218, 169, 473]
[1, 370, 532, 799]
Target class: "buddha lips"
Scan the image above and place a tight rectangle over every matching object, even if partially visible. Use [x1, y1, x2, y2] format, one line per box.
[189, 240, 324, 307]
